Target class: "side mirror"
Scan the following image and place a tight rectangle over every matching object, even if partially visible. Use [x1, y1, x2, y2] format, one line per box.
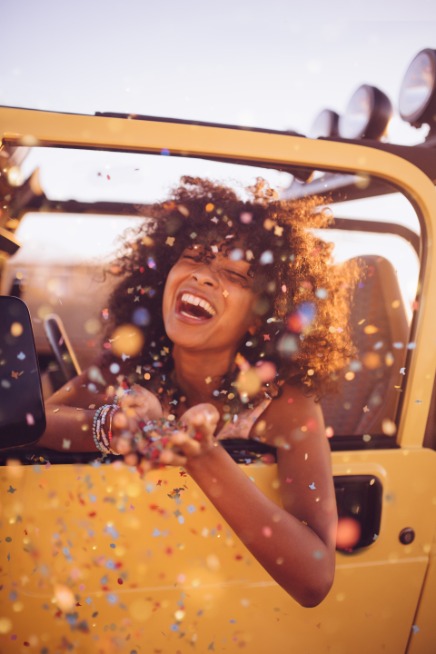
[0, 296, 46, 449]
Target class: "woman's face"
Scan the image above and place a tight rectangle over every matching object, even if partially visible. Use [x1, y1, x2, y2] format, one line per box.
[162, 245, 259, 358]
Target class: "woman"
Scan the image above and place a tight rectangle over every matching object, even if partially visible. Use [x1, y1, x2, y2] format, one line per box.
[41, 177, 357, 607]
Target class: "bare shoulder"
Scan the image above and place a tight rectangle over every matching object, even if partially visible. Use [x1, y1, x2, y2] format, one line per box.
[259, 384, 325, 447]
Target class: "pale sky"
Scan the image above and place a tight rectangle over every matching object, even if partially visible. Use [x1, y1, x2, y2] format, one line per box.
[1, 1, 436, 144]
[2, 1, 431, 316]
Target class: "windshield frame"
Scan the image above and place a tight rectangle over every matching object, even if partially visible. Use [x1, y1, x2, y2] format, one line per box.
[1, 107, 436, 450]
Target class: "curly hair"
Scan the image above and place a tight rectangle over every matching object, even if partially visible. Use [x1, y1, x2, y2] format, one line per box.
[99, 177, 358, 402]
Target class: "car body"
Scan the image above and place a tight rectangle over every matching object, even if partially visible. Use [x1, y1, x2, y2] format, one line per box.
[0, 98, 436, 654]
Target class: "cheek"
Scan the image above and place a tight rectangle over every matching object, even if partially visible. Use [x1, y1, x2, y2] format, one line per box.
[162, 269, 178, 317]
[229, 292, 258, 332]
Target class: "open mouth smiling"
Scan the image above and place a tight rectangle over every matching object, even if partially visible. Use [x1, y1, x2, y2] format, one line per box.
[177, 292, 217, 321]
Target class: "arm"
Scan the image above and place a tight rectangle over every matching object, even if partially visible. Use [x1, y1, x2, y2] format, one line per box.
[164, 386, 337, 607]
[41, 371, 162, 453]
[41, 371, 104, 451]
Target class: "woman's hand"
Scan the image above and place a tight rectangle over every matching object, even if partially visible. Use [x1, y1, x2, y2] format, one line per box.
[110, 385, 163, 464]
[158, 403, 220, 466]
[111, 395, 219, 470]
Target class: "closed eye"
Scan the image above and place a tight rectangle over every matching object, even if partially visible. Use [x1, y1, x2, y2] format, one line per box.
[222, 269, 252, 286]
[181, 253, 201, 262]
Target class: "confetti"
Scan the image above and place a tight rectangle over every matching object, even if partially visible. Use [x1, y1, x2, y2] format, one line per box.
[132, 307, 150, 327]
[26, 413, 35, 426]
[147, 256, 157, 269]
[381, 419, 396, 436]
[336, 517, 361, 550]
[315, 288, 328, 299]
[260, 250, 273, 265]
[239, 211, 252, 224]
[235, 368, 261, 399]
[10, 322, 23, 337]
[111, 324, 144, 357]
[53, 584, 76, 612]
[255, 361, 276, 382]
[0, 618, 13, 634]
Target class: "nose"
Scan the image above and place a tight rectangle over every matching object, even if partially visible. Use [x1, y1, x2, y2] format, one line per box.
[191, 263, 219, 287]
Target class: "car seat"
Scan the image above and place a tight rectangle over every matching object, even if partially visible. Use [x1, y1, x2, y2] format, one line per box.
[321, 255, 409, 437]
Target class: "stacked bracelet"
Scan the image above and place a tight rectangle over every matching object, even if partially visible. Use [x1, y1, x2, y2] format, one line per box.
[92, 404, 119, 455]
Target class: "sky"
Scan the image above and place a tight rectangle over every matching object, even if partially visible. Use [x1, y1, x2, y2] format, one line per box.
[1, 1, 432, 320]
[1, 1, 436, 144]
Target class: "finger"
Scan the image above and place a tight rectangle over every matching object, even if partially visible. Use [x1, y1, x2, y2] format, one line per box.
[169, 432, 205, 457]
[113, 410, 128, 430]
[159, 449, 188, 466]
[111, 433, 135, 455]
[182, 405, 219, 433]
[136, 459, 152, 476]
[124, 451, 140, 467]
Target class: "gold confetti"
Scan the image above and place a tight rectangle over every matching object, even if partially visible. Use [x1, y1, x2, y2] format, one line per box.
[53, 584, 76, 612]
[382, 419, 396, 436]
[10, 322, 23, 337]
[0, 618, 13, 634]
[236, 368, 261, 398]
[362, 352, 381, 370]
[111, 324, 145, 357]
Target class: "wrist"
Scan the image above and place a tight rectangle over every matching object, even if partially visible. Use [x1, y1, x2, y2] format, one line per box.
[184, 438, 222, 472]
[92, 404, 120, 455]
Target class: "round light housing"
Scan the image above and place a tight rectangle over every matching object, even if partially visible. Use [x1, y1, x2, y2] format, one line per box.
[399, 48, 436, 127]
[338, 85, 393, 140]
[309, 109, 339, 138]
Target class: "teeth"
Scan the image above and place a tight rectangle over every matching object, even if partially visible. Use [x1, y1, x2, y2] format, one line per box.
[181, 293, 216, 317]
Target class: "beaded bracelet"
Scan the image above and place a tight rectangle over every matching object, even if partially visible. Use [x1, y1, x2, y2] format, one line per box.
[92, 404, 120, 455]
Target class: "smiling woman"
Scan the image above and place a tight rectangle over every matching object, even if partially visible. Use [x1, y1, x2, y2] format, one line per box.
[99, 176, 358, 398]
[40, 176, 358, 606]
[162, 245, 258, 363]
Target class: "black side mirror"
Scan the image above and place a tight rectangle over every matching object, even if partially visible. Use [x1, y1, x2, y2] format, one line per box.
[0, 296, 46, 449]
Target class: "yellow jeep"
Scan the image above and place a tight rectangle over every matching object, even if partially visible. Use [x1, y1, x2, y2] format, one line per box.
[1, 48, 436, 654]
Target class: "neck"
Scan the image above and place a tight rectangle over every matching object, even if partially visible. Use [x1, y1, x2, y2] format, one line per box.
[171, 345, 235, 406]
